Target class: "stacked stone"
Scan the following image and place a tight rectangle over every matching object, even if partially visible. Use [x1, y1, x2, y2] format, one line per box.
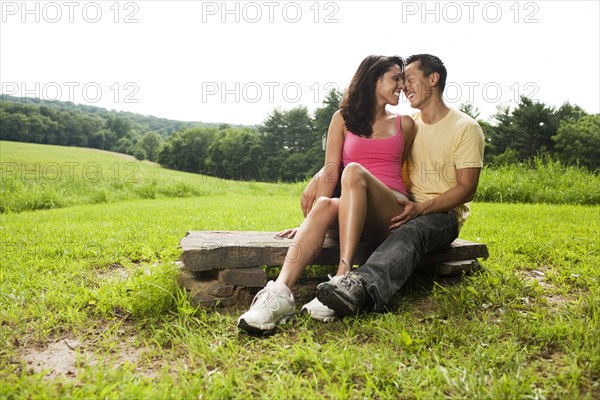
[176, 265, 266, 307]
[176, 231, 489, 308]
[176, 230, 349, 307]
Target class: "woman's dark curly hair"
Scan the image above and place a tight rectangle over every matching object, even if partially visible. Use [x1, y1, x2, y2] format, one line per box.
[340, 55, 405, 138]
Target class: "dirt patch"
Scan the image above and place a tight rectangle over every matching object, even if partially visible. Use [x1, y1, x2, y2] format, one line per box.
[96, 262, 129, 282]
[21, 339, 88, 378]
[16, 321, 156, 380]
[19, 338, 149, 380]
[519, 268, 571, 307]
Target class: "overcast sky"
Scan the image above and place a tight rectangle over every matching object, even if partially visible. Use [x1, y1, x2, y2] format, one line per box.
[2, 0, 599, 125]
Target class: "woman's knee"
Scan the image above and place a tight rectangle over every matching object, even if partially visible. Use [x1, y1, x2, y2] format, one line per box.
[341, 162, 367, 189]
[312, 196, 338, 213]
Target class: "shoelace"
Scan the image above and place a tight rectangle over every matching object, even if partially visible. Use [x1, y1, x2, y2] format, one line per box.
[324, 274, 359, 293]
[337, 274, 360, 290]
[325, 258, 352, 282]
[251, 287, 280, 311]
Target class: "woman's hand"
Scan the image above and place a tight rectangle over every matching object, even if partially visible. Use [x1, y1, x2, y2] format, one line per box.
[275, 228, 299, 239]
[301, 175, 319, 217]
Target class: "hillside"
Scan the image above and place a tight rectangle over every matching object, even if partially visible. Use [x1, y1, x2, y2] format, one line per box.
[0, 95, 253, 136]
[0, 141, 302, 213]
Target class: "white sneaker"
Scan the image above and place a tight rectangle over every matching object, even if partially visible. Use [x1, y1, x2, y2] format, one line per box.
[301, 297, 337, 322]
[237, 281, 295, 333]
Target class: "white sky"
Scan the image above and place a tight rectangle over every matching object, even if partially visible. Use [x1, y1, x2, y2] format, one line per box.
[1, 0, 599, 126]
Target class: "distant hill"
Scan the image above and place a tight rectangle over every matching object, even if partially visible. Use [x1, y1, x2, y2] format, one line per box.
[0, 94, 258, 161]
[0, 94, 253, 137]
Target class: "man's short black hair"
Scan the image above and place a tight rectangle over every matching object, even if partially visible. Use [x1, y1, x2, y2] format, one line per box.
[406, 54, 447, 94]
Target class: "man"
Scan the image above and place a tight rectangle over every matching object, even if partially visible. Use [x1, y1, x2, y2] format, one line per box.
[314, 54, 485, 315]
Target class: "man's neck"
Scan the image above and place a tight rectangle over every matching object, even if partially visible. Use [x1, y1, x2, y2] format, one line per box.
[419, 96, 450, 125]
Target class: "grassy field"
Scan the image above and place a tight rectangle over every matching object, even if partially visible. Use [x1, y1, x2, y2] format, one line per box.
[1, 142, 599, 398]
[0, 141, 303, 213]
[2, 141, 599, 214]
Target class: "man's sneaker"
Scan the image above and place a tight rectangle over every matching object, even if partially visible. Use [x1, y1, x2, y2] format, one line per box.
[317, 273, 366, 316]
[237, 281, 295, 333]
[300, 297, 337, 322]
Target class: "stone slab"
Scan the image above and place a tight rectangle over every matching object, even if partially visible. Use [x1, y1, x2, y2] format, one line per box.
[180, 231, 489, 275]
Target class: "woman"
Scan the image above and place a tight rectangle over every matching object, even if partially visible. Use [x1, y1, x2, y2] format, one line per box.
[238, 55, 415, 333]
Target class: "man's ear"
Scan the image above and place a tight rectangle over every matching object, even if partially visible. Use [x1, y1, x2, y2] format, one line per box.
[429, 72, 440, 88]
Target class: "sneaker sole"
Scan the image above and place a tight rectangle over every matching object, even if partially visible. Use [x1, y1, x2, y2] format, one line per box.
[317, 285, 359, 316]
[237, 313, 295, 333]
[299, 307, 337, 322]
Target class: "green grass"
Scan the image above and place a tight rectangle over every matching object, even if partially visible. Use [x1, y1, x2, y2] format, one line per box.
[1, 141, 599, 398]
[477, 156, 600, 205]
[2, 141, 599, 215]
[0, 141, 303, 213]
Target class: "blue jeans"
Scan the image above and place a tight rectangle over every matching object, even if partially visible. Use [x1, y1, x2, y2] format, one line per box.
[355, 212, 459, 311]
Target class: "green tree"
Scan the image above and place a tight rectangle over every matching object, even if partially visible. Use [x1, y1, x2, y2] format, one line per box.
[311, 89, 342, 170]
[552, 114, 600, 171]
[506, 97, 558, 159]
[281, 152, 312, 181]
[556, 102, 587, 123]
[27, 115, 46, 143]
[459, 102, 480, 119]
[206, 128, 263, 180]
[133, 146, 148, 161]
[258, 106, 318, 153]
[286, 107, 317, 153]
[258, 108, 287, 153]
[157, 127, 218, 173]
[0, 112, 29, 141]
[258, 106, 320, 182]
[487, 98, 558, 162]
[313, 89, 342, 143]
[114, 137, 135, 155]
[139, 131, 162, 161]
[105, 116, 132, 141]
[88, 129, 110, 150]
[478, 120, 497, 163]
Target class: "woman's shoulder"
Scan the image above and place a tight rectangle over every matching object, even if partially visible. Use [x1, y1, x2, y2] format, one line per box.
[328, 110, 347, 138]
[399, 114, 415, 142]
[332, 109, 344, 121]
[400, 114, 414, 127]
[399, 114, 415, 131]
[332, 110, 347, 129]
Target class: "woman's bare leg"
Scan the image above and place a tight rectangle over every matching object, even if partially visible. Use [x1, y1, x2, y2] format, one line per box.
[336, 162, 404, 275]
[276, 197, 339, 289]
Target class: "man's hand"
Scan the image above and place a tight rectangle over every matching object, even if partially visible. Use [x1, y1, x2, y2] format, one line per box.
[389, 198, 422, 230]
[301, 175, 319, 217]
[389, 167, 481, 230]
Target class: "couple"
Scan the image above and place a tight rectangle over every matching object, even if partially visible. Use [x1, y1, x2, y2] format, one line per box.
[238, 54, 485, 333]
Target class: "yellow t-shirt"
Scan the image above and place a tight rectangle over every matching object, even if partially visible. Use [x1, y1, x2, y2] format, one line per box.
[407, 108, 485, 228]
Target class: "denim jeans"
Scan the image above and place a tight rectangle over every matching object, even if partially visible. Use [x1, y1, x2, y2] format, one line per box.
[355, 211, 459, 311]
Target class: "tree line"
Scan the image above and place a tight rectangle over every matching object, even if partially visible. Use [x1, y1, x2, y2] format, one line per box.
[467, 97, 598, 170]
[1, 92, 598, 181]
[0, 95, 249, 162]
[157, 90, 340, 182]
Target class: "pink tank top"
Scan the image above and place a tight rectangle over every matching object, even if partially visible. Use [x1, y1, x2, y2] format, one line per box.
[342, 115, 408, 195]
